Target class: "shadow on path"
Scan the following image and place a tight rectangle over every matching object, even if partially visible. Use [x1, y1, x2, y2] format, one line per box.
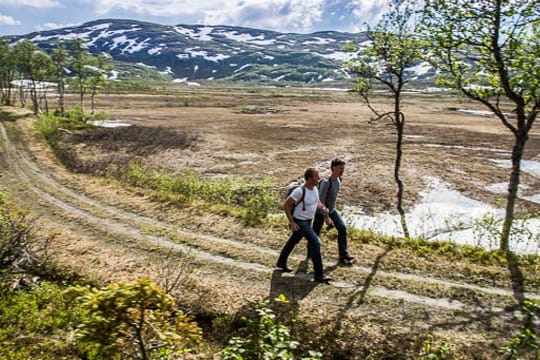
[505, 251, 527, 307]
[332, 246, 393, 333]
[269, 262, 318, 305]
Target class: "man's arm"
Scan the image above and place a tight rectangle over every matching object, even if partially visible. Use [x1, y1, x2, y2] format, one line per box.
[283, 196, 299, 232]
[318, 180, 329, 206]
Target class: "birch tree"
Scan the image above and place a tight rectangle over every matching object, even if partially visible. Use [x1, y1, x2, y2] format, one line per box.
[347, 0, 424, 238]
[421, 0, 540, 252]
[51, 43, 69, 115]
[14, 40, 53, 114]
[0, 39, 17, 106]
[69, 39, 94, 112]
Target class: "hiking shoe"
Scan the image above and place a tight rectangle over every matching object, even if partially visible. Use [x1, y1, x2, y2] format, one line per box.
[338, 259, 353, 267]
[314, 276, 332, 283]
[340, 255, 355, 262]
[276, 263, 293, 272]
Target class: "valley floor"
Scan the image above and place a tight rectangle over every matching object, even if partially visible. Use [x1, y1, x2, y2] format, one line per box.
[1, 90, 539, 358]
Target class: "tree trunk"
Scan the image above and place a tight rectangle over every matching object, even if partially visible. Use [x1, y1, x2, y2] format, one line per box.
[500, 133, 527, 252]
[30, 83, 39, 115]
[91, 92, 96, 115]
[57, 82, 65, 115]
[136, 309, 149, 360]
[394, 111, 409, 238]
[79, 88, 84, 112]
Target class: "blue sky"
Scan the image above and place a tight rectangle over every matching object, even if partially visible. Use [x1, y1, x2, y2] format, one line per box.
[0, 0, 389, 36]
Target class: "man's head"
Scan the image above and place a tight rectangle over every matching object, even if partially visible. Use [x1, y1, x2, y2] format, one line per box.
[304, 167, 320, 187]
[331, 158, 346, 177]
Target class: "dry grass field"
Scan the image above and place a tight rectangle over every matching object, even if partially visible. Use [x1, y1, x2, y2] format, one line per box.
[81, 88, 540, 213]
[1, 87, 539, 359]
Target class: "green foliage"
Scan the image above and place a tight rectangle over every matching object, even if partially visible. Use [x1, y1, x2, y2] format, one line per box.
[420, 0, 540, 251]
[421, 0, 539, 108]
[0, 191, 33, 274]
[0, 191, 81, 358]
[66, 103, 91, 123]
[0, 39, 17, 105]
[346, 0, 424, 97]
[125, 161, 278, 225]
[35, 108, 93, 145]
[502, 300, 540, 360]
[0, 281, 82, 359]
[417, 334, 450, 360]
[69, 278, 202, 359]
[220, 296, 322, 360]
[472, 212, 540, 253]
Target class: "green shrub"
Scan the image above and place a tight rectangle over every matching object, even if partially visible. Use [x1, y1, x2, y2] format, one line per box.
[0, 281, 81, 359]
[69, 278, 202, 359]
[502, 299, 540, 360]
[125, 161, 279, 224]
[416, 334, 450, 360]
[220, 296, 322, 360]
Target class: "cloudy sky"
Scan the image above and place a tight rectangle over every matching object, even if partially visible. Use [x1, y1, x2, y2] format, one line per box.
[0, 0, 389, 36]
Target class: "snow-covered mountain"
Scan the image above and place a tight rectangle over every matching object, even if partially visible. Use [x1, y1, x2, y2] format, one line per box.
[5, 19, 435, 86]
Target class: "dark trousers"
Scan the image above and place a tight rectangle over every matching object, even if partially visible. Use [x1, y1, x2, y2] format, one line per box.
[313, 209, 348, 259]
[277, 218, 324, 279]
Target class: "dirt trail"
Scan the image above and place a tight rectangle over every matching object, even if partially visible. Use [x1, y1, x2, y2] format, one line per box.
[2, 115, 538, 300]
[1, 106, 538, 357]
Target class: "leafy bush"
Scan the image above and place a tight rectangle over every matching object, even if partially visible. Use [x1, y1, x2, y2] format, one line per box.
[0, 191, 33, 274]
[220, 295, 322, 360]
[69, 278, 202, 359]
[0, 281, 82, 359]
[502, 299, 540, 360]
[417, 334, 450, 360]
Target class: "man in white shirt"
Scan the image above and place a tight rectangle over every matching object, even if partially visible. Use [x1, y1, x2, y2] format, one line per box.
[276, 168, 332, 283]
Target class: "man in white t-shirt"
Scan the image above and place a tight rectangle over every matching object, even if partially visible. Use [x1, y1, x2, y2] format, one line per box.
[276, 168, 332, 283]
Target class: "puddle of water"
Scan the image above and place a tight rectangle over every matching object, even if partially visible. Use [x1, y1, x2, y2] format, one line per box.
[88, 119, 131, 128]
[343, 177, 540, 254]
[484, 182, 540, 205]
[423, 144, 510, 154]
[490, 159, 540, 178]
[457, 109, 494, 116]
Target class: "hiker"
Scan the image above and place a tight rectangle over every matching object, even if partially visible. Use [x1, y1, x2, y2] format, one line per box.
[276, 167, 332, 283]
[313, 158, 355, 265]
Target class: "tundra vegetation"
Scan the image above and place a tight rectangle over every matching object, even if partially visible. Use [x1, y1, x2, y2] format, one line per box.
[0, 1, 539, 359]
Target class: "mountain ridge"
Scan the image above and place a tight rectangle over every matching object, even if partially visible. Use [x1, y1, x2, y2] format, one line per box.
[4, 18, 434, 86]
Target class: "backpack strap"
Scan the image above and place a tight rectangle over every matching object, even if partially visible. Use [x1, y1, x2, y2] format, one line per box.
[298, 185, 306, 211]
[319, 177, 332, 207]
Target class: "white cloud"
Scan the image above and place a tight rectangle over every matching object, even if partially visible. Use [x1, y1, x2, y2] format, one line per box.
[35, 22, 78, 31]
[88, 0, 199, 16]
[350, 0, 388, 20]
[86, 0, 326, 32]
[1, 0, 60, 7]
[0, 13, 20, 25]
[1, 0, 390, 35]
[202, 0, 325, 32]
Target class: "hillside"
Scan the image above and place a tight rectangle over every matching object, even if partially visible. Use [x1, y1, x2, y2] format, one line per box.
[4, 18, 436, 86]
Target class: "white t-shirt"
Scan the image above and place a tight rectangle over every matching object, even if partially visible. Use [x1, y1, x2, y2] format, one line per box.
[290, 186, 319, 220]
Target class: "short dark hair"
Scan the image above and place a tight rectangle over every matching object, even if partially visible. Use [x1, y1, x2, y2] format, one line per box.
[304, 167, 318, 181]
[331, 158, 346, 168]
